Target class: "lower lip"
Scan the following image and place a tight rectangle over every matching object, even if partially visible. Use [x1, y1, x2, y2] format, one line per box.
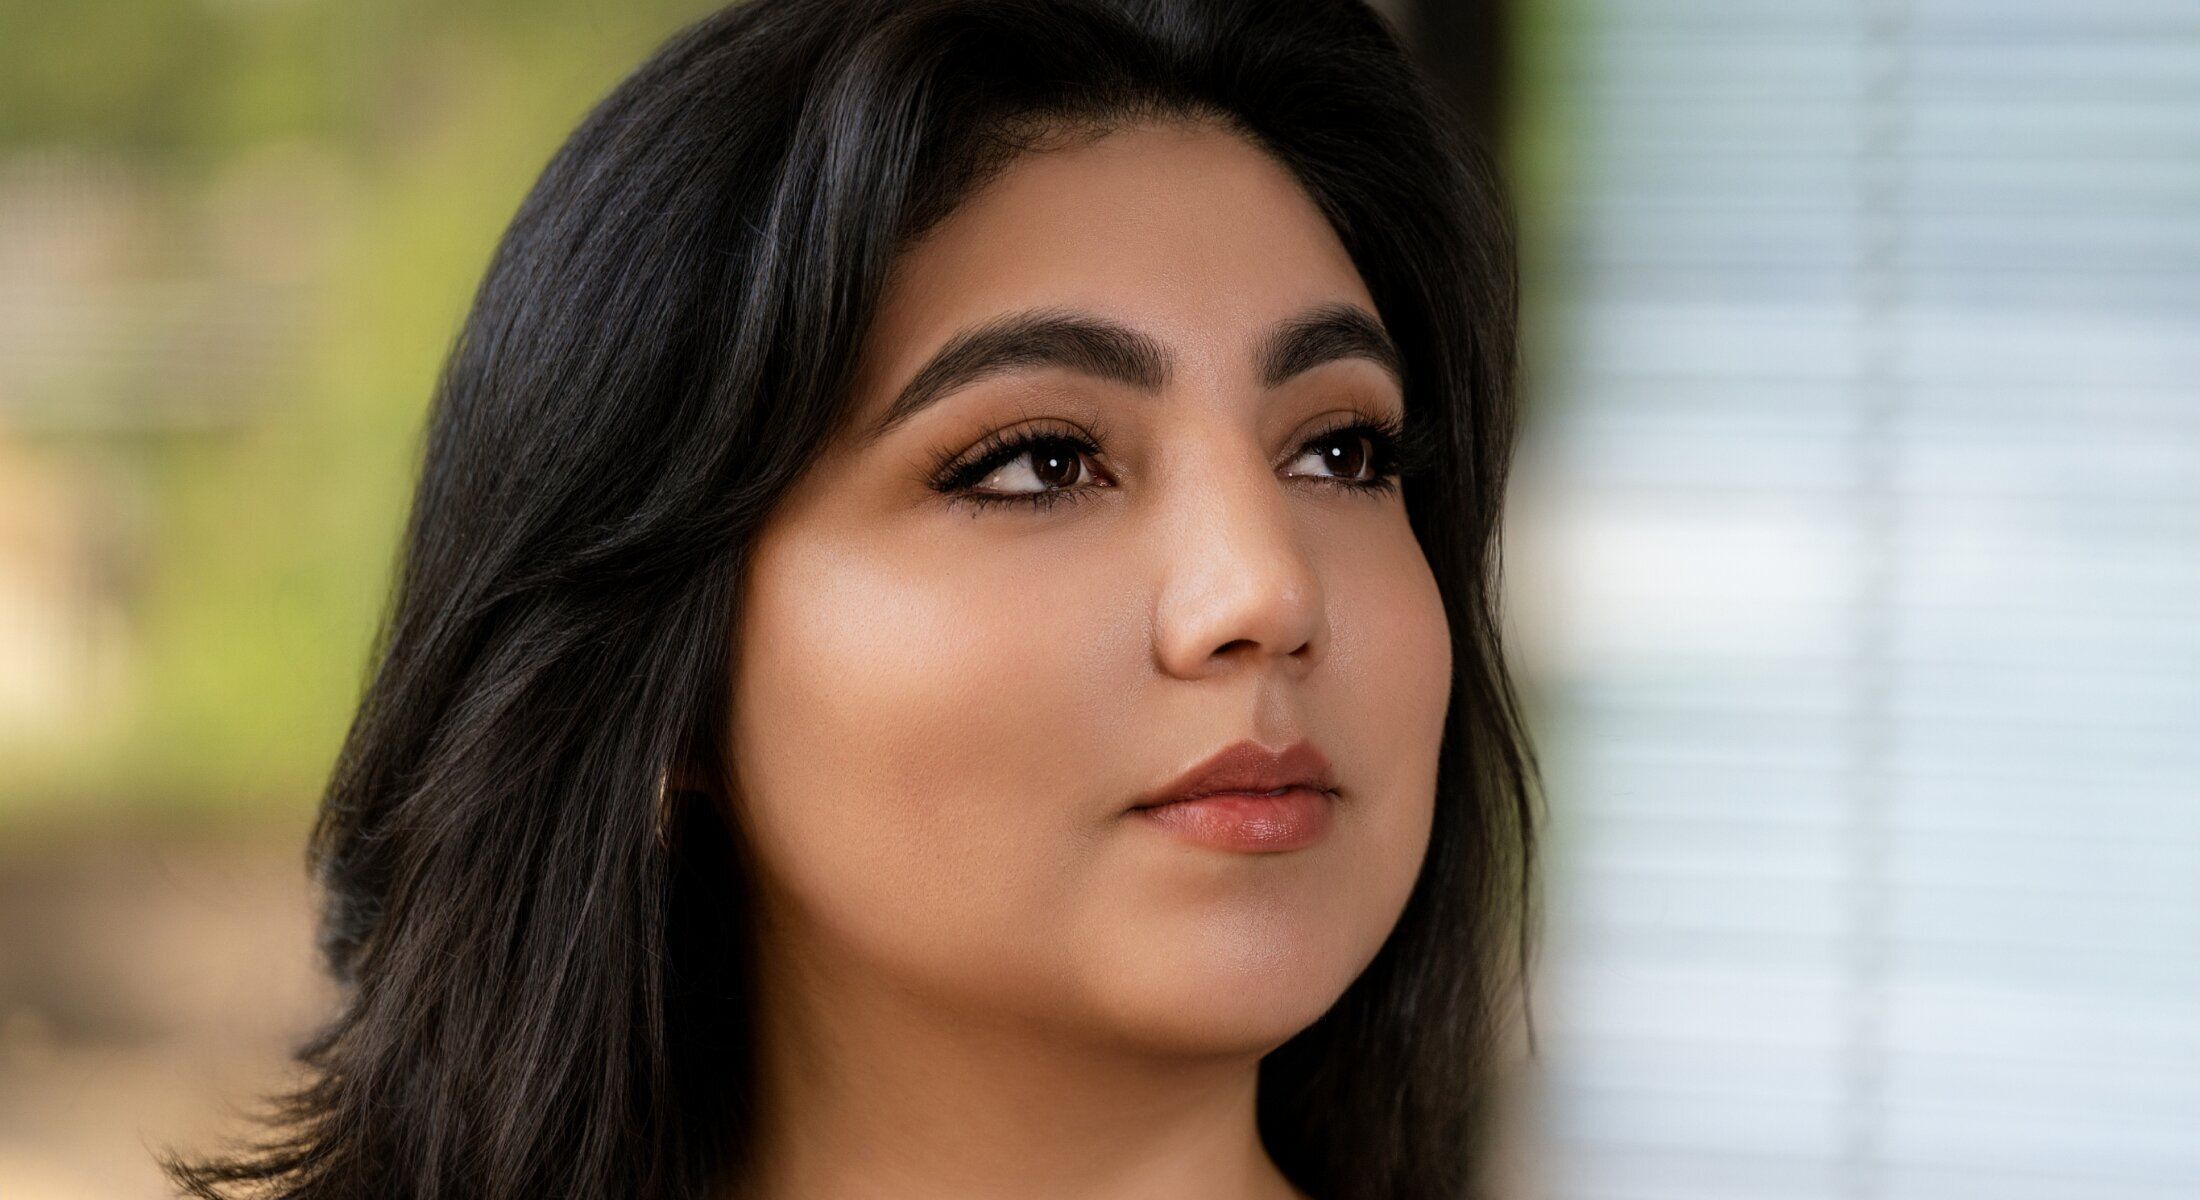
[1128, 787, 1335, 852]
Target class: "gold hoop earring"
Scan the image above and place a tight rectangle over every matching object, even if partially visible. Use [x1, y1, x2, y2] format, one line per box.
[653, 766, 674, 850]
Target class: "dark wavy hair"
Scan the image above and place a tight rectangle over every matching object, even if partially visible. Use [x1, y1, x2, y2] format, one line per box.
[161, 0, 1541, 1196]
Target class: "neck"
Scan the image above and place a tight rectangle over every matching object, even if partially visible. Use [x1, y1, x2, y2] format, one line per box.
[730, 932, 1310, 1200]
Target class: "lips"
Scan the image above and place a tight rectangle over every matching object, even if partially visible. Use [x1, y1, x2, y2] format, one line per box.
[1131, 737, 1338, 810]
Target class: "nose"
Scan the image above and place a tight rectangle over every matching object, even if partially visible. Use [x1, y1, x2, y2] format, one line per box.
[1150, 432, 1328, 681]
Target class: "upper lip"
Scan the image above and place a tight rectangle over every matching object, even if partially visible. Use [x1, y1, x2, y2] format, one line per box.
[1131, 738, 1338, 809]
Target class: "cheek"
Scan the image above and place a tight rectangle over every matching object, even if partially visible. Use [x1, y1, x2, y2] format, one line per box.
[1328, 529, 1451, 905]
[1330, 525, 1453, 811]
[1352, 525, 1451, 867]
[725, 521, 1111, 1002]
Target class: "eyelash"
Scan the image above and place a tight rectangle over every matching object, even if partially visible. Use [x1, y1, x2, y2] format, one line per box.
[925, 411, 1430, 516]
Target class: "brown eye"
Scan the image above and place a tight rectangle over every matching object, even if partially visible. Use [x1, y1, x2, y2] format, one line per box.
[970, 436, 1097, 495]
[1309, 430, 1373, 481]
[929, 426, 1114, 515]
[1280, 415, 1412, 497]
[1288, 425, 1386, 484]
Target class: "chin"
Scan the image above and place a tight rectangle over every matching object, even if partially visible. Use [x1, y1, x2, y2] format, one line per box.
[1081, 913, 1377, 1057]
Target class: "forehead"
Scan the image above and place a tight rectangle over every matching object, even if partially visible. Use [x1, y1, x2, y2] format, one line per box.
[848, 119, 1377, 413]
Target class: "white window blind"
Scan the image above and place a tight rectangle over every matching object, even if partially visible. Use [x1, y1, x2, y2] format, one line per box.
[1528, 2, 2200, 1197]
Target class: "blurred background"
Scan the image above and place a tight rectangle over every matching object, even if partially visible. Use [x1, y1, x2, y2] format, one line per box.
[0, 1, 2194, 1197]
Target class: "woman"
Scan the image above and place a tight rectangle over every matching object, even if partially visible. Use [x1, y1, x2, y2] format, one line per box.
[164, 0, 1541, 1197]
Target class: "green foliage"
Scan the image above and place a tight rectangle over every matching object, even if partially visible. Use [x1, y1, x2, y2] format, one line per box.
[0, 0, 727, 824]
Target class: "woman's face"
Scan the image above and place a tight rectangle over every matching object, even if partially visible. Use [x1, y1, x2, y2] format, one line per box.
[725, 118, 1451, 1057]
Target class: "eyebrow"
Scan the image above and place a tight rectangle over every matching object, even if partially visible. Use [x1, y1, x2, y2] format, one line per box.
[855, 301, 1405, 448]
